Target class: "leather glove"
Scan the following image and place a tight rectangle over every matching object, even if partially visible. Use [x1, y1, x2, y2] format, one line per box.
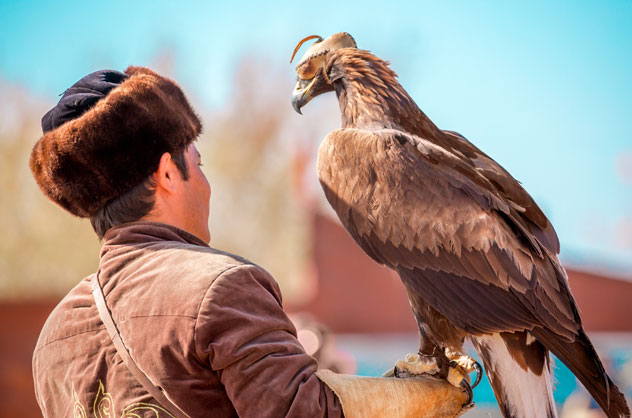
[316, 369, 471, 418]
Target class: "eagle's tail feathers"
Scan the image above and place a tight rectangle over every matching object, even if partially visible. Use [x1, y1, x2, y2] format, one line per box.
[533, 327, 630, 418]
[472, 332, 557, 418]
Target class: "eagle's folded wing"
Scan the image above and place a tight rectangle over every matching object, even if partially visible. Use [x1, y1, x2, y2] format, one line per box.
[317, 128, 580, 339]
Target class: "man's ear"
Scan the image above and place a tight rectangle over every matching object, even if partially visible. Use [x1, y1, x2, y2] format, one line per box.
[154, 152, 178, 194]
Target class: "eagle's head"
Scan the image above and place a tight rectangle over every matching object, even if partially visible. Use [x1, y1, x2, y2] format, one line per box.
[290, 32, 357, 114]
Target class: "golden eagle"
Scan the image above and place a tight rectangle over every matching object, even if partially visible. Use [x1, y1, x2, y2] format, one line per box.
[291, 32, 630, 418]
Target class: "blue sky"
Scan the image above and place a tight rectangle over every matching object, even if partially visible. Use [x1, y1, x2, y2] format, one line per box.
[1, 0, 631, 275]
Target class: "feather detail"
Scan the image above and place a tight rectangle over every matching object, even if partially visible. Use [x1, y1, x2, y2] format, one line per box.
[472, 333, 557, 418]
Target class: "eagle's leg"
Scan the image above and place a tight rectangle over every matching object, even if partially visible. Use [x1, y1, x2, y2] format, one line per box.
[418, 339, 481, 391]
[404, 289, 481, 400]
[383, 318, 445, 378]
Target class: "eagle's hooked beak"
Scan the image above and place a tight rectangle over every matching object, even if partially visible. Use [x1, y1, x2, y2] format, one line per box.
[291, 78, 317, 114]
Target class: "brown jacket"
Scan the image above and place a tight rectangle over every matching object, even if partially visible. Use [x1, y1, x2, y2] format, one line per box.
[32, 222, 343, 417]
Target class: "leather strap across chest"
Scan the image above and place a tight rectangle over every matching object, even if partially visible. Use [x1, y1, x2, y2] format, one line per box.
[90, 274, 190, 418]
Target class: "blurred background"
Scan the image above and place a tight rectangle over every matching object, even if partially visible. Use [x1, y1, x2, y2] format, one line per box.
[1, 1, 631, 416]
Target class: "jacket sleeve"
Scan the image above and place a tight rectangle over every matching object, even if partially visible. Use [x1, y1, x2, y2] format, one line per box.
[194, 264, 344, 418]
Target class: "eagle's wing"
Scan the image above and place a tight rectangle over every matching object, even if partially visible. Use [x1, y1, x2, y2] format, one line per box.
[317, 127, 580, 339]
[441, 130, 560, 255]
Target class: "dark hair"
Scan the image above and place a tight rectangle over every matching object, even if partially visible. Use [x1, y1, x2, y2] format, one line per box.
[90, 150, 190, 239]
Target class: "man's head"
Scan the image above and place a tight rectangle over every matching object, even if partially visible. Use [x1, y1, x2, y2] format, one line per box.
[30, 67, 211, 242]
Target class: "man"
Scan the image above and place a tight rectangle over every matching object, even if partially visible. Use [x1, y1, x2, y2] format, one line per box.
[30, 67, 467, 417]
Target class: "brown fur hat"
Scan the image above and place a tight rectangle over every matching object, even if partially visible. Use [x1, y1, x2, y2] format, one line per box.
[30, 66, 202, 217]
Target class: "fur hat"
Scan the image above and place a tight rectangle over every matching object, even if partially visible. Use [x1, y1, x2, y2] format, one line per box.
[30, 66, 202, 218]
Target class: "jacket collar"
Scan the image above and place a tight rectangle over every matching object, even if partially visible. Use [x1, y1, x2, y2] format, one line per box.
[97, 221, 210, 294]
[101, 221, 209, 253]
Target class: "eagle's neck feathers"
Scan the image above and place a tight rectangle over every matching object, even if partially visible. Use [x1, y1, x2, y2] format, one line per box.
[328, 49, 441, 137]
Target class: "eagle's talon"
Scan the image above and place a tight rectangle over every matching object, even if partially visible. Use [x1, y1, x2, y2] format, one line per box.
[471, 360, 483, 389]
[381, 367, 396, 378]
[460, 378, 475, 409]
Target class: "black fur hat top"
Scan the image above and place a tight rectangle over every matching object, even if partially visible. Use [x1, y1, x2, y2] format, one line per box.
[30, 66, 202, 217]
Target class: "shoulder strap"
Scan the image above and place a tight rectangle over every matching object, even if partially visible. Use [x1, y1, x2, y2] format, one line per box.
[90, 274, 190, 418]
